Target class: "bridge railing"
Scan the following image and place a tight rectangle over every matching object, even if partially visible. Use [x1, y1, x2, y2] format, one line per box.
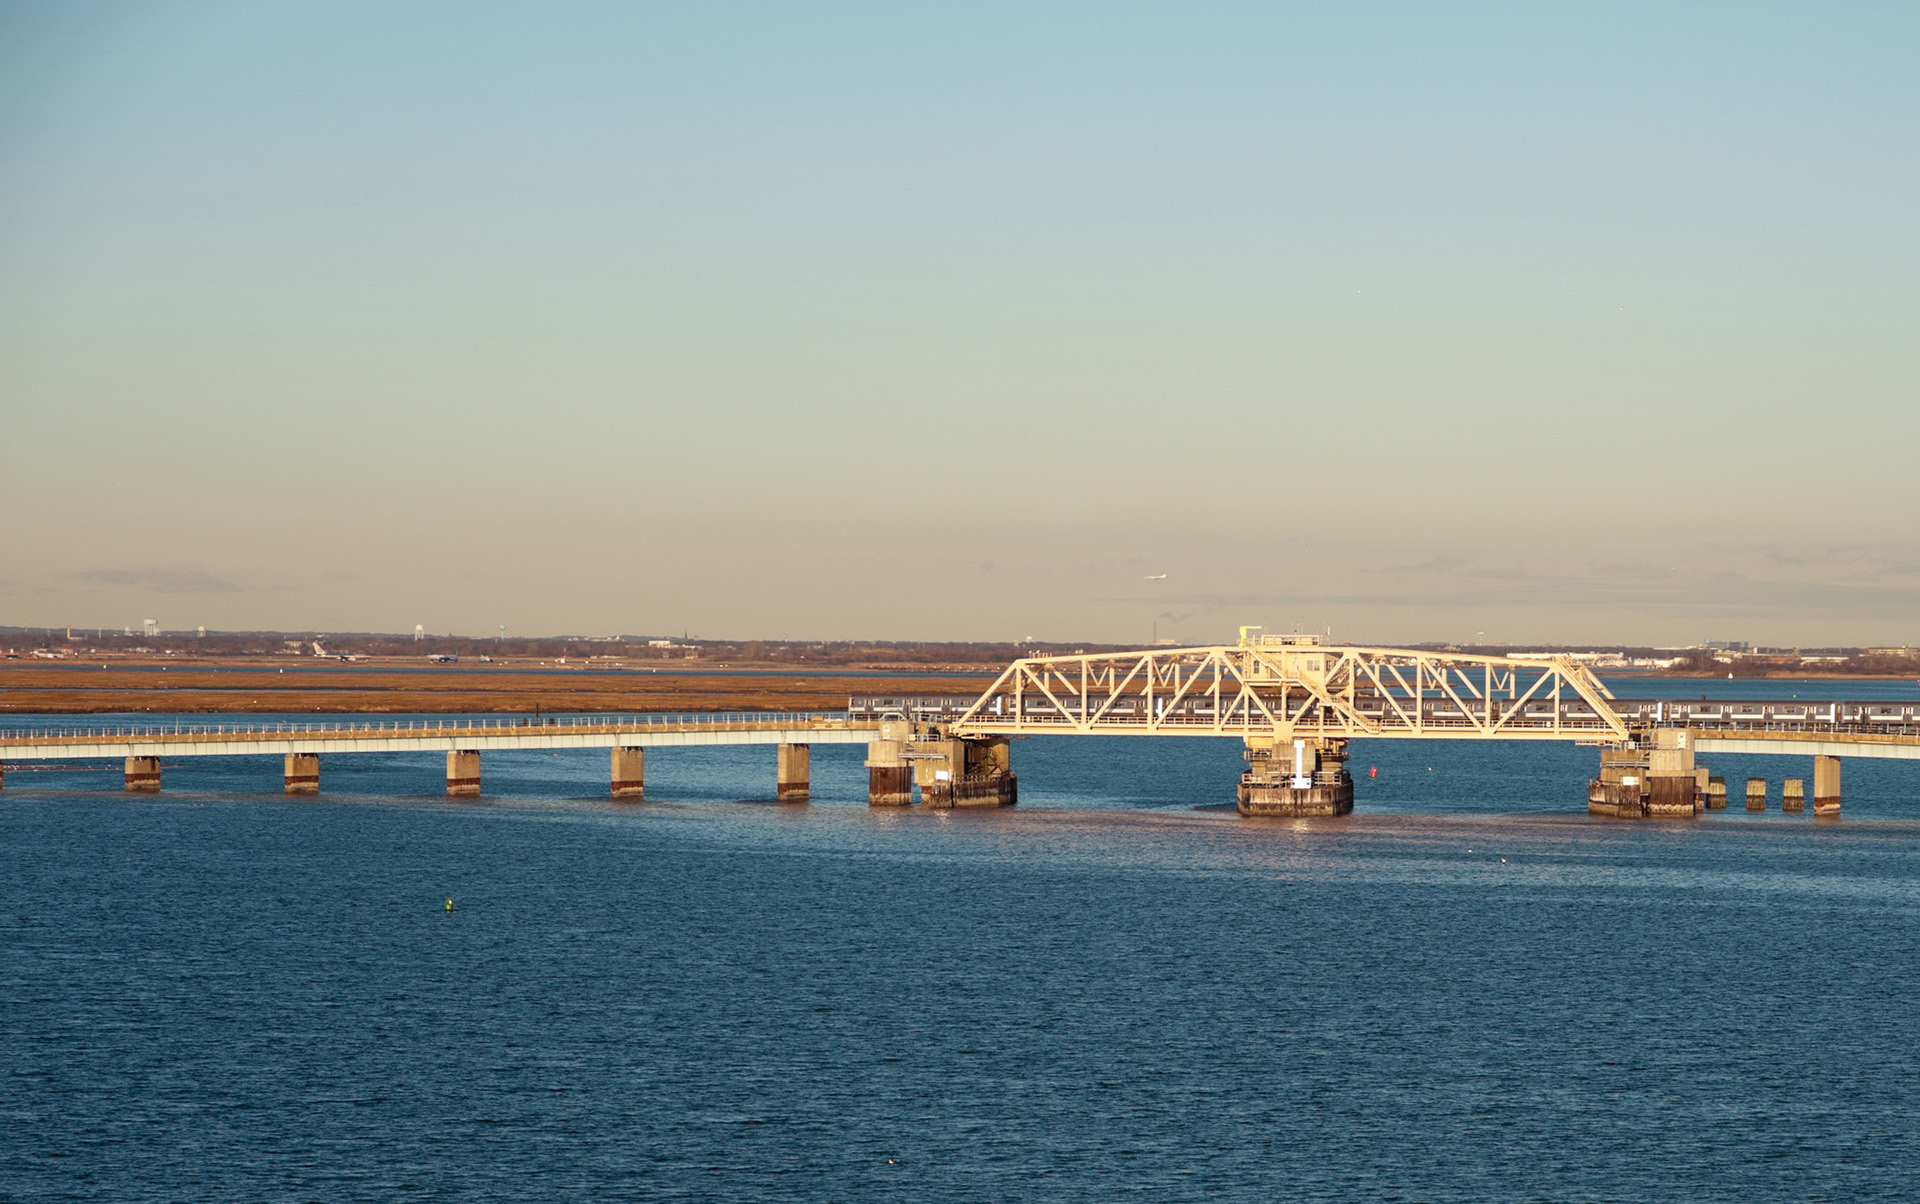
[947, 712, 1630, 735]
[0, 711, 867, 746]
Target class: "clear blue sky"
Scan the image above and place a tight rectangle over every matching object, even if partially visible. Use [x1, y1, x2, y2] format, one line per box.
[2, 2, 1915, 645]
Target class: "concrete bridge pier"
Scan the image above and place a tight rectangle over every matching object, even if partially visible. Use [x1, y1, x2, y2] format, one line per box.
[125, 755, 162, 793]
[1645, 730, 1700, 817]
[1746, 778, 1767, 811]
[776, 743, 810, 802]
[866, 722, 912, 807]
[1238, 737, 1353, 817]
[1589, 732, 1699, 818]
[1783, 778, 1806, 812]
[611, 746, 645, 800]
[1589, 748, 1646, 816]
[1706, 775, 1727, 809]
[284, 752, 320, 795]
[917, 736, 1016, 808]
[1814, 755, 1840, 817]
[447, 750, 481, 798]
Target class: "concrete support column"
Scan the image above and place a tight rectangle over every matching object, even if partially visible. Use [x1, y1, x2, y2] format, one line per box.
[284, 752, 320, 795]
[0, 761, 6, 791]
[1745, 778, 1767, 811]
[1813, 755, 1841, 817]
[914, 736, 963, 806]
[1782, 778, 1805, 813]
[1706, 776, 1727, 809]
[1238, 737, 1353, 816]
[125, 755, 162, 793]
[960, 737, 1017, 808]
[1645, 730, 1699, 817]
[776, 743, 810, 802]
[611, 746, 645, 800]
[447, 750, 481, 798]
[866, 721, 912, 807]
[918, 736, 1017, 809]
[1589, 747, 1647, 817]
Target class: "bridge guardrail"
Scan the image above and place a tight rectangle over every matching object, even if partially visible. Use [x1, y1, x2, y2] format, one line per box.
[0, 711, 867, 748]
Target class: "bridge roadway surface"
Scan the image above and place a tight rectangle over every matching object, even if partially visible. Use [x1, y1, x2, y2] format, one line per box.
[2, 708, 1919, 762]
[0, 713, 877, 762]
[936, 704, 1920, 759]
[1690, 730, 1920, 760]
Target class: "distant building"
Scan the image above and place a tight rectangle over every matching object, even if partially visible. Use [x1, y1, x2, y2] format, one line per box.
[142, 618, 159, 638]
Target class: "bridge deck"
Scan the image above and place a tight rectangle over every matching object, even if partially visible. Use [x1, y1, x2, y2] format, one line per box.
[5, 703, 1919, 764]
[1692, 731, 1920, 760]
[0, 713, 877, 762]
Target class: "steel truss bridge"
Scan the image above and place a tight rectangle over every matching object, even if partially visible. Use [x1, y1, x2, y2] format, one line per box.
[949, 634, 1626, 742]
[923, 633, 1920, 758]
[3, 638, 1916, 763]
[3, 636, 1918, 809]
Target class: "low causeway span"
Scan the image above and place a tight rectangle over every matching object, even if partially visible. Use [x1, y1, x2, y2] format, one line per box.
[4, 635, 1917, 817]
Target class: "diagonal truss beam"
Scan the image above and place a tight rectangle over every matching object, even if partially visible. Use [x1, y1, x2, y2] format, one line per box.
[950, 642, 1630, 742]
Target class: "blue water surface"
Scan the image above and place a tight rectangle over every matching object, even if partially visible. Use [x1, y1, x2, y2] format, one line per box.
[5, 686, 1920, 1200]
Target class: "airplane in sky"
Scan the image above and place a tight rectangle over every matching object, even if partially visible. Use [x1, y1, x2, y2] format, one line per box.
[1144, 573, 1167, 580]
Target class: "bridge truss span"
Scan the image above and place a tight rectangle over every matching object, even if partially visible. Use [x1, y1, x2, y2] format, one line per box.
[947, 635, 1630, 743]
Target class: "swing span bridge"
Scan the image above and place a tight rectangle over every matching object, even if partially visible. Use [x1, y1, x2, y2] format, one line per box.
[842, 632, 1920, 755]
[4, 631, 1918, 810]
[940, 632, 1631, 742]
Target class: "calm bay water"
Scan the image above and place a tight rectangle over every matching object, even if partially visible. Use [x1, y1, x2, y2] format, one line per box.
[6, 682, 1920, 1200]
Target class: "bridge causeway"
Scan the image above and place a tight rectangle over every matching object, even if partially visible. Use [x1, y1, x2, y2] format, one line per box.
[2, 633, 1915, 817]
[0, 713, 877, 801]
